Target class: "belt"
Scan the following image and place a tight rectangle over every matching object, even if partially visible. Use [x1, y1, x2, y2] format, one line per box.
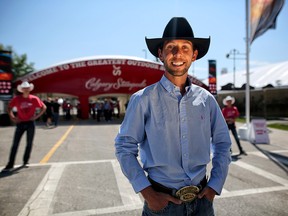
[148, 176, 207, 202]
[17, 121, 34, 124]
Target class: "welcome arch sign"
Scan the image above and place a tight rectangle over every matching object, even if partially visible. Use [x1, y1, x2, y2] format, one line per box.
[15, 56, 208, 119]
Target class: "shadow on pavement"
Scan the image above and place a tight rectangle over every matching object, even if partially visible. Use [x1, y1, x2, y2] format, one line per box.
[253, 144, 288, 175]
[232, 154, 243, 162]
[0, 165, 29, 178]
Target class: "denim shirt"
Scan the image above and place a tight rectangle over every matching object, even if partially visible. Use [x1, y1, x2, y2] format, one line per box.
[115, 75, 231, 195]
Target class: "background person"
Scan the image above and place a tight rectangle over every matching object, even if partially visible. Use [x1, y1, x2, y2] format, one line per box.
[52, 97, 61, 127]
[222, 95, 247, 155]
[103, 98, 112, 122]
[95, 101, 103, 122]
[115, 17, 231, 215]
[44, 97, 53, 127]
[2, 81, 46, 172]
[63, 99, 72, 120]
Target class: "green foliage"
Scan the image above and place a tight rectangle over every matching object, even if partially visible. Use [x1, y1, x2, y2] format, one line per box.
[12, 53, 35, 78]
[0, 44, 35, 80]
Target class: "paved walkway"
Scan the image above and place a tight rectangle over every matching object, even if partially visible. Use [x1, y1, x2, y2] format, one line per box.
[0, 118, 287, 216]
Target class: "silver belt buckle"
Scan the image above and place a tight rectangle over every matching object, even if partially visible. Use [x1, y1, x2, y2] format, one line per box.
[175, 185, 200, 202]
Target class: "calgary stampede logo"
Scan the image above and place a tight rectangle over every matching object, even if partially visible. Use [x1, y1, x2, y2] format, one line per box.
[85, 65, 147, 92]
[112, 65, 121, 76]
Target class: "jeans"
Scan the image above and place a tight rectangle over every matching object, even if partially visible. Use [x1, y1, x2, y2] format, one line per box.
[142, 197, 214, 216]
[227, 123, 243, 152]
[6, 121, 35, 168]
[53, 113, 59, 126]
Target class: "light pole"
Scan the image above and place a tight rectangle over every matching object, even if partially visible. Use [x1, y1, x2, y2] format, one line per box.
[226, 49, 245, 89]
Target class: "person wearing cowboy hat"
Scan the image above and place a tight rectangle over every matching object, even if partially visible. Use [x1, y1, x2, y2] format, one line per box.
[115, 17, 231, 215]
[222, 96, 247, 156]
[1, 81, 46, 172]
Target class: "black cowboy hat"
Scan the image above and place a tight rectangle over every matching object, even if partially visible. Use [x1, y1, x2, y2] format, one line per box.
[145, 17, 210, 60]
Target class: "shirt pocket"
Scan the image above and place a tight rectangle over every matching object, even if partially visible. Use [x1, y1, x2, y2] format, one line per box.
[150, 99, 177, 128]
[188, 102, 211, 150]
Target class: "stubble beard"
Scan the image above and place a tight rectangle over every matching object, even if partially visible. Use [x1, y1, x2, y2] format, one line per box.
[165, 63, 189, 77]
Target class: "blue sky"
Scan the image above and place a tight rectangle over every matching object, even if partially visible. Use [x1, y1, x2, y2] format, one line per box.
[1, 0, 287, 80]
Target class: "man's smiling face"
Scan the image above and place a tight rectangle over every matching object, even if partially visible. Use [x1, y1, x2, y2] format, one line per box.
[158, 39, 198, 77]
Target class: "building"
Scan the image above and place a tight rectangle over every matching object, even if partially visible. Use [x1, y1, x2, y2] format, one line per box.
[203, 60, 288, 90]
[203, 61, 288, 118]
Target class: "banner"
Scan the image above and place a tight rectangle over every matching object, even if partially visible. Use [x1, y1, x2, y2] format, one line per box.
[0, 50, 13, 100]
[208, 60, 217, 95]
[249, 119, 270, 144]
[250, 0, 285, 44]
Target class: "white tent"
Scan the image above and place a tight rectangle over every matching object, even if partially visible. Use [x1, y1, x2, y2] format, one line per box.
[203, 61, 288, 90]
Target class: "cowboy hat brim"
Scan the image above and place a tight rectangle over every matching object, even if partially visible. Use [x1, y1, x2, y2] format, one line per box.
[223, 97, 235, 105]
[17, 83, 34, 93]
[145, 36, 210, 60]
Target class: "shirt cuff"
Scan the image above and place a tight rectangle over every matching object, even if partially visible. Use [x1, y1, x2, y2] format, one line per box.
[207, 178, 223, 195]
[131, 174, 151, 193]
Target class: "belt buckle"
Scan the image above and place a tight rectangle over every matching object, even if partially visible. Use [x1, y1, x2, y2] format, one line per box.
[175, 185, 200, 202]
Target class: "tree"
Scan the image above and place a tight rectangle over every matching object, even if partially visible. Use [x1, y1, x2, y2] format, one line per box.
[0, 44, 35, 80]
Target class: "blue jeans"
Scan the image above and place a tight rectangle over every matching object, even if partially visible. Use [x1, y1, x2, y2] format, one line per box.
[6, 121, 35, 168]
[53, 113, 59, 126]
[227, 123, 243, 152]
[142, 197, 214, 216]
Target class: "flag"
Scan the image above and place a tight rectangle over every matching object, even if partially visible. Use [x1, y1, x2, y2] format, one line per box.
[208, 60, 217, 96]
[250, 0, 285, 44]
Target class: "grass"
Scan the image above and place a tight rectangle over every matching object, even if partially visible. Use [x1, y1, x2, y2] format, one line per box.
[236, 118, 246, 123]
[236, 118, 288, 131]
[266, 123, 288, 131]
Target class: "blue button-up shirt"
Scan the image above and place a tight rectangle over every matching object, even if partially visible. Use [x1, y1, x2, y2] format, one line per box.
[115, 75, 231, 195]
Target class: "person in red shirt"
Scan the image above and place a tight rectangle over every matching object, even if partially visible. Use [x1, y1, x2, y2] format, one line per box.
[222, 96, 247, 155]
[1, 81, 46, 172]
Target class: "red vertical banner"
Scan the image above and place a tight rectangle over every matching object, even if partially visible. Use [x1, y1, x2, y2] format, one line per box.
[0, 50, 13, 100]
[250, 0, 285, 44]
[208, 60, 217, 95]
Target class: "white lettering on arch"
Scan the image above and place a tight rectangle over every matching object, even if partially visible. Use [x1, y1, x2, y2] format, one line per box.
[85, 77, 147, 92]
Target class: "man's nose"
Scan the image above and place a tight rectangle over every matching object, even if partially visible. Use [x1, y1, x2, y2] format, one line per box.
[172, 46, 182, 56]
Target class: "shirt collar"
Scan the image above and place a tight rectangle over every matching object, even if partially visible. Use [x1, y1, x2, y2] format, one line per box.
[160, 75, 192, 95]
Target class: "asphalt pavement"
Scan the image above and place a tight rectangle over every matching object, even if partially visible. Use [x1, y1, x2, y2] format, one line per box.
[0, 117, 287, 216]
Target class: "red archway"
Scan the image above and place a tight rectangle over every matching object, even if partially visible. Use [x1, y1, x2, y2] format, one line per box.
[15, 56, 208, 119]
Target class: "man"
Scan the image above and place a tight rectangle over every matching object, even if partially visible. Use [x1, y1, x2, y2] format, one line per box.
[2, 81, 46, 172]
[52, 97, 61, 127]
[44, 97, 53, 127]
[222, 95, 247, 155]
[115, 17, 231, 215]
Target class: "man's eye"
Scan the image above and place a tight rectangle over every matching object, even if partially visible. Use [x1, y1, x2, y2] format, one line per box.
[182, 46, 190, 50]
[166, 45, 174, 50]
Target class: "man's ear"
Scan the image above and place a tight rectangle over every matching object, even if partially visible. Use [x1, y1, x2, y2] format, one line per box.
[158, 48, 163, 61]
[192, 50, 198, 61]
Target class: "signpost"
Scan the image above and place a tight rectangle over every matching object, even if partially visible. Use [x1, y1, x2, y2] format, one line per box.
[0, 50, 13, 126]
[0, 50, 13, 100]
